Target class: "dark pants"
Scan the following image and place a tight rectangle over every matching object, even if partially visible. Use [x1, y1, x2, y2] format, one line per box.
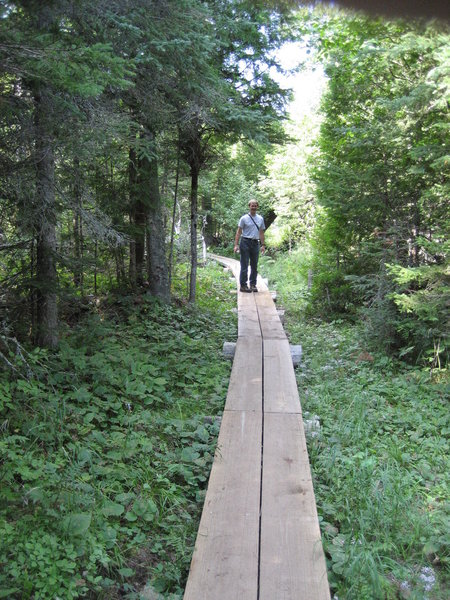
[239, 237, 260, 287]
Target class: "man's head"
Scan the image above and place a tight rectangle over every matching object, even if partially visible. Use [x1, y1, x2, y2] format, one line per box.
[248, 200, 258, 213]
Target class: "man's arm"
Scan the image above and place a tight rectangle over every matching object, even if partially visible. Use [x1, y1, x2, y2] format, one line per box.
[234, 227, 242, 253]
[259, 228, 265, 254]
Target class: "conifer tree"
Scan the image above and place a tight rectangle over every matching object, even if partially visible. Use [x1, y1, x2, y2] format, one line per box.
[0, 0, 132, 347]
[311, 13, 449, 357]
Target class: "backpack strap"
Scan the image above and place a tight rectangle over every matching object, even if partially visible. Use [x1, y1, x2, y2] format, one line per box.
[248, 213, 260, 231]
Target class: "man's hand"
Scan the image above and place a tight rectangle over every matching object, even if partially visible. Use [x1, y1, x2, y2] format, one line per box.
[260, 245, 265, 255]
[234, 244, 239, 253]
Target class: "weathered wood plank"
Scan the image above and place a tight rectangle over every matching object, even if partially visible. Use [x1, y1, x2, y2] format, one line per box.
[209, 253, 240, 278]
[183, 410, 262, 600]
[238, 313, 261, 338]
[225, 337, 262, 412]
[264, 339, 301, 414]
[188, 254, 331, 600]
[238, 288, 261, 338]
[238, 291, 257, 309]
[254, 294, 285, 339]
[260, 319, 286, 340]
[254, 291, 277, 309]
[260, 413, 331, 600]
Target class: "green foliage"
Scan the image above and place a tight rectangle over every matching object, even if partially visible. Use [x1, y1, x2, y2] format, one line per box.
[259, 247, 312, 308]
[308, 13, 449, 363]
[0, 0, 297, 345]
[258, 114, 321, 250]
[386, 263, 449, 364]
[0, 262, 236, 598]
[262, 253, 449, 598]
[298, 321, 449, 599]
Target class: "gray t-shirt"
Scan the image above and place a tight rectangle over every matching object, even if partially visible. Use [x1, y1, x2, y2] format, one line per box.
[238, 213, 265, 239]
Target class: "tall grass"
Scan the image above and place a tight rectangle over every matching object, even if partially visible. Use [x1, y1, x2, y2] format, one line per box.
[262, 251, 449, 600]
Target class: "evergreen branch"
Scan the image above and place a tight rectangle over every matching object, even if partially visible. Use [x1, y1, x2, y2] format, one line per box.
[0, 239, 32, 251]
[0, 333, 34, 379]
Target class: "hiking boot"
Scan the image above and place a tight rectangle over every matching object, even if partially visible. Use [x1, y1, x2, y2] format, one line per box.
[250, 284, 258, 292]
[240, 285, 251, 293]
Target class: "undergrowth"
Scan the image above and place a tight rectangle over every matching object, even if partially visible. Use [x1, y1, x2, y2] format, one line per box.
[262, 251, 449, 600]
[0, 260, 237, 599]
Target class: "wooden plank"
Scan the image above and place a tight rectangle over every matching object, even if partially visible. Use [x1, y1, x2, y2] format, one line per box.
[238, 313, 261, 338]
[225, 337, 262, 412]
[255, 275, 269, 292]
[252, 291, 281, 337]
[209, 253, 240, 277]
[238, 290, 261, 338]
[264, 339, 301, 414]
[260, 413, 331, 600]
[256, 305, 280, 321]
[254, 291, 276, 309]
[254, 294, 285, 339]
[260, 319, 286, 340]
[184, 410, 262, 600]
[238, 291, 257, 309]
[190, 253, 331, 600]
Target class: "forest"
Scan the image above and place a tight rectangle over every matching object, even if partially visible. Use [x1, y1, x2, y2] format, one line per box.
[0, 1, 448, 598]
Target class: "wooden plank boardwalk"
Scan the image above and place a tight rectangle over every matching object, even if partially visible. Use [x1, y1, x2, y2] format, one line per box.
[184, 255, 330, 600]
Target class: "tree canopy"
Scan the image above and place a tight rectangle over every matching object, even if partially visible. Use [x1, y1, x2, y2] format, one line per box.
[0, 0, 295, 348]
[308, 12, 449, 362]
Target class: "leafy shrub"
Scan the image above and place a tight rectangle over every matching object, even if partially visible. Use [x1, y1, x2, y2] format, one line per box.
[0, 262, 236, 598]
[263, 251, 448, 598]
[386, 263, 449, 366]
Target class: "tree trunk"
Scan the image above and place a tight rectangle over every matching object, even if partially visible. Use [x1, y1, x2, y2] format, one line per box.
[30, 237, 36, 336]
[115, 247, 126, 286]
[94, 241, 98, 295]
[73, 157, 83, 290]
[135, 203, 146, 284]
[134, 156, 147, 286]
[201, 192, 215, 245]
[409, 198, 421, 267]
[129, 147, 137, 285]
[168, 146, 181, 291]
[189, 166, 199, 303]
[34, 85, 58, 349]
[140, 130, 169, 300]
[263, 208, 277, 230]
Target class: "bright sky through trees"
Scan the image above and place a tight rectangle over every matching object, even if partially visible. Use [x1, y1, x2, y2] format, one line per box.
[271, 41, 327, 119]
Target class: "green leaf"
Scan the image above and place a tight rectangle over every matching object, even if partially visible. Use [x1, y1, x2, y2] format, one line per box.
[132, 498, 158, 520]
[0, 590, 19, 598]
[399, 346, 415, 357]
[102, 501, 125, 517]
[62, 512, 92, 536]
[423, 540, 440, 556]
[195, 425, 210, 442]
[115, 492, 135, 503]
[118, 567, 134, 577]
[27, 487, 44, 503]
[181, 447, 200, 463]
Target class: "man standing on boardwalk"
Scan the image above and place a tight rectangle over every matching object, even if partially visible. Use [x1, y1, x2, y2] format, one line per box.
[234, 200, 265, 292]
